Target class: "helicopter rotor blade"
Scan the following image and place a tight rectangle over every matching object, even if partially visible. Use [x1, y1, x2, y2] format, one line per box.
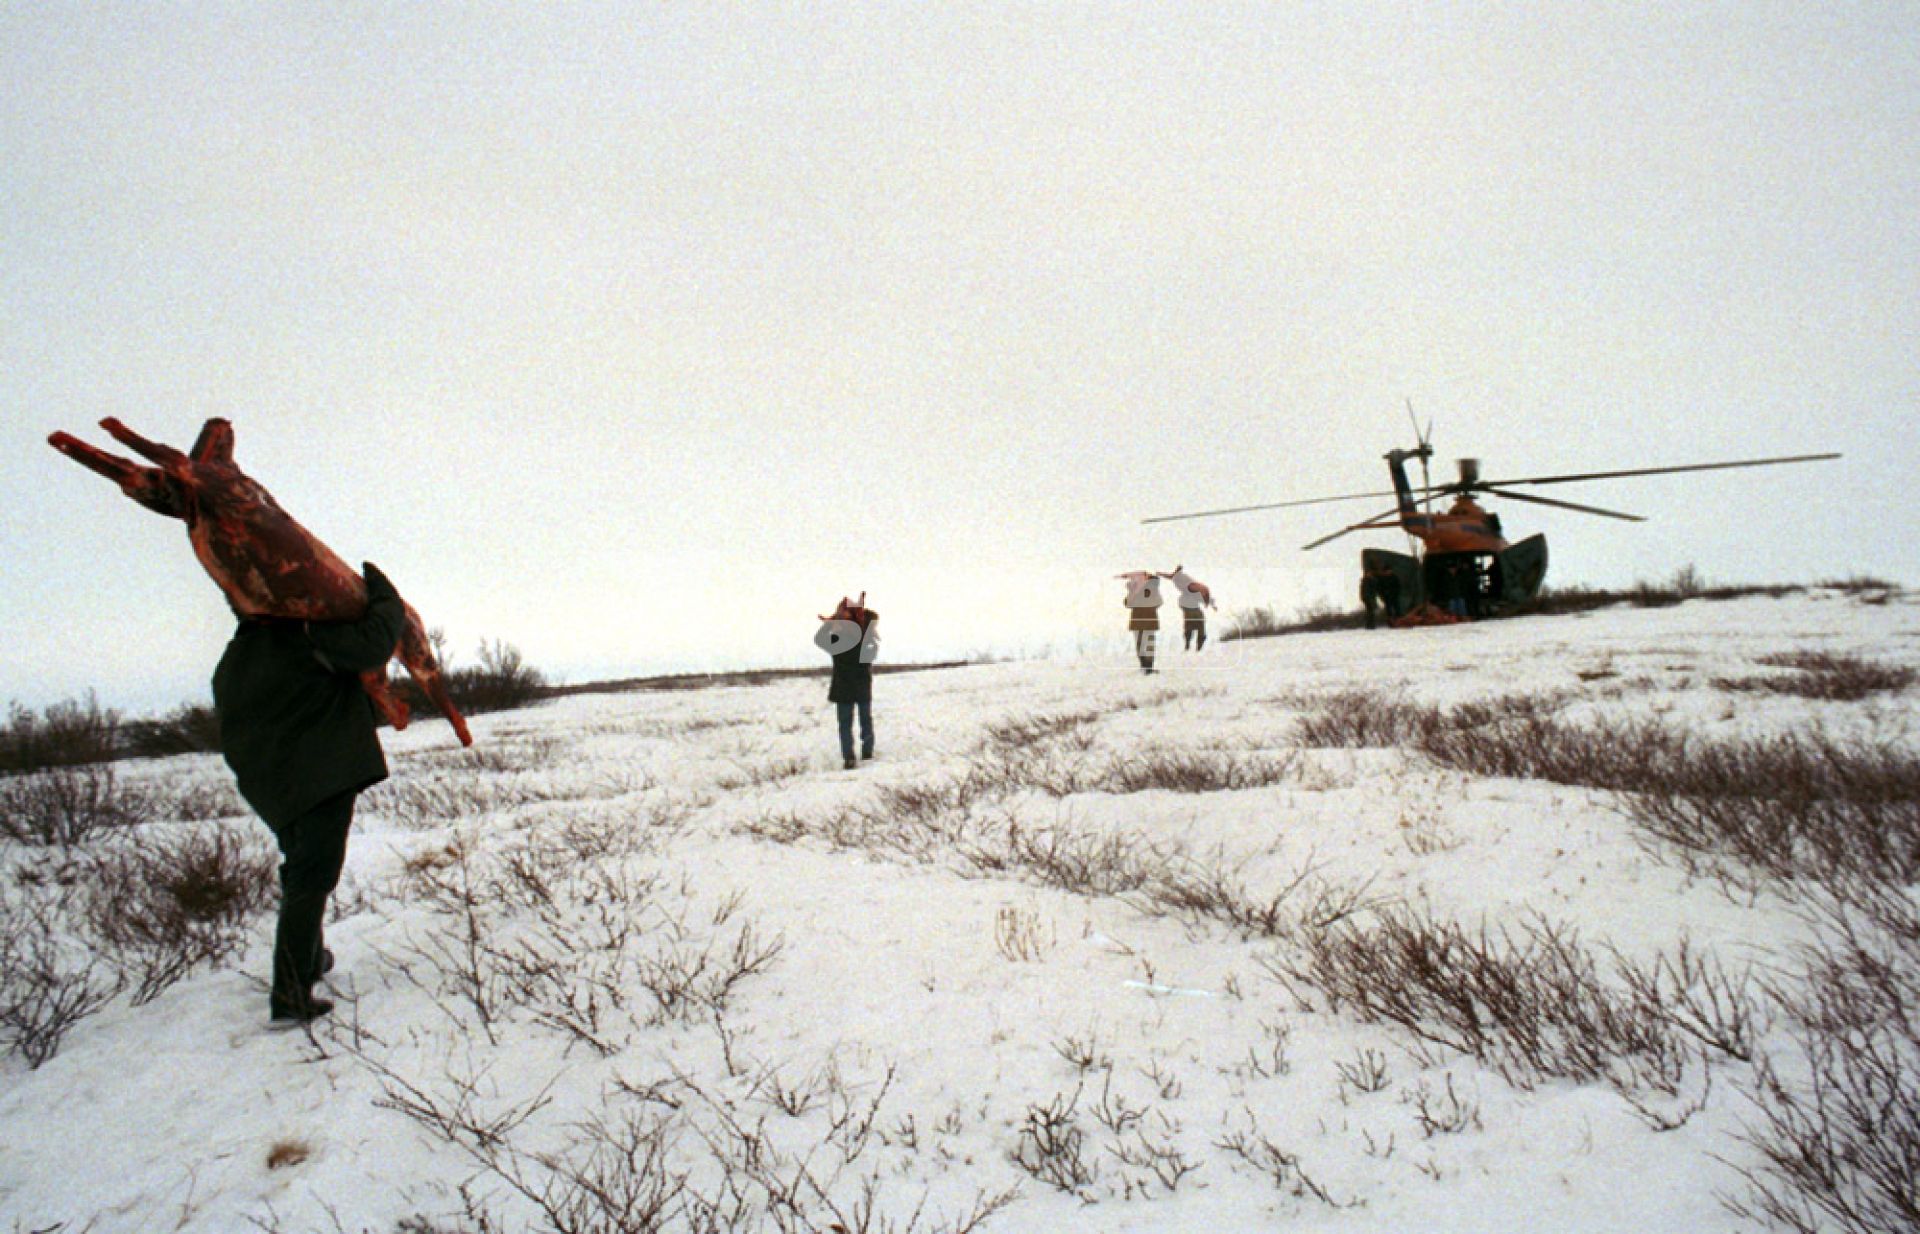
[1478, 486, 1646, 522]
[1481, 453, 1840, 490]
[1142, 488, 1408, 524]
[1300, 508, 1406, 551]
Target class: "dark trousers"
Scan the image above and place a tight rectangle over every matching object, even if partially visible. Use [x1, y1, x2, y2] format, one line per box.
[1183, 614, 1206, 650]
[836, 701, 874, 761]
[267, 790, 354, 1006]
[1132, 627, 1158, 671]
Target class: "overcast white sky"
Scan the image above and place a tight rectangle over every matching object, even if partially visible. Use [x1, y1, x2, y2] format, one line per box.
[4, 5, 1915, 712]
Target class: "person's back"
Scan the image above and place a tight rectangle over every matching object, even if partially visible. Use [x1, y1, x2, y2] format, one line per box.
[215, 622, 391, 829]
[815, 596, 879, 769]
[214, 562, 405, 1025]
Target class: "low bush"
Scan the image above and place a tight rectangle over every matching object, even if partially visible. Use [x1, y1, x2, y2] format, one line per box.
[1290, 689, 1431, 749]
[397, 638, 550, 719]
[1731, 891, 1920, 1234]
[124, 703, 222, 758]
[1507, 570, 1806, 619]
[0, 884, 122, 1068]
[1288, 689, 1920, 890]
[0, 693, 123, 772]
[450, 639, 549, 715]
[1223, 603, 1366, 642]
[1277, 905, 1695, 1095]
[367, 772, 571, 829]
[84, 826, 279, 1005]
[1103, 748, 1298, 794]
[0, 763, 155, 847]
[1626, 733, 1920, 887]
[1716, 651, 1915, 702]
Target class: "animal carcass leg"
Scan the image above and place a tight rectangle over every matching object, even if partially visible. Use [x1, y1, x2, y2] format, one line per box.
[99, 417, 194, 474]
[357, 668, 413, 734]
[397, 611, 474, 747]
[45, 432, 186, 518]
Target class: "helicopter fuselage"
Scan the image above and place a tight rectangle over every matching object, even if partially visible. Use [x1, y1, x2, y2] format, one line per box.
[1386, 449, 1510, 555]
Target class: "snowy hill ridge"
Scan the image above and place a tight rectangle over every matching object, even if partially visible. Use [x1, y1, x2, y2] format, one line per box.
[3, 588, 1917, 1233]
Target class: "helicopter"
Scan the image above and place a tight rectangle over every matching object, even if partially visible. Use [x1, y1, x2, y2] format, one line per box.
[1143, 414, 1841, 624]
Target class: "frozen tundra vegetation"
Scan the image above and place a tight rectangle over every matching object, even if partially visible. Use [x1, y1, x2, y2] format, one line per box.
[1, 583, 1917, 1233]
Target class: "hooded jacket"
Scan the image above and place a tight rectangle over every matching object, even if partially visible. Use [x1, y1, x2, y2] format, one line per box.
[213, 564, 406, 829]
[817, 606, 879, 705]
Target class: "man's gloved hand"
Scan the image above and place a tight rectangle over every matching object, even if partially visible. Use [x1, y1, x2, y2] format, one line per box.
[362, 561, 399, 602]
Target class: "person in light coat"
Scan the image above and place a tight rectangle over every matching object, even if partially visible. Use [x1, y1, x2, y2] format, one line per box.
[1119, 571, 1162, 673]
[1163, 565, 1216, 651]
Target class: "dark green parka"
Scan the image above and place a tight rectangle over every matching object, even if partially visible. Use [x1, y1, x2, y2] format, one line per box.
[213, 564, 406, 829]
[822, 609, 878, 705]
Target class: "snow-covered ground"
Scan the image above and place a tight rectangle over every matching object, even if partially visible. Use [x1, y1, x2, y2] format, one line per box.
[4, 588, 1916, 1233]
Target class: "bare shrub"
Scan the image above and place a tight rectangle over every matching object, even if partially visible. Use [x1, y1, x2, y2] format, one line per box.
[1135, 853, 1374, 940]
[1334, 1047, 1391, 1095]
[457, 640, 550, 715]
[165, 776, 248, 823]
[392, 636, 549, 720]
[1290, 689, 1429, 749]
[1004, 819, 1165, 899]
[470, 1107, 689, 1234]
[1222, 603, 1364, 642]
[0, 883, 122, 1068]
[124, 702, 223, 758]
[1622, 732, 1920, 888]
[715, 755, 812, 791]
[1818, 574, 1902, 595]
[1223, 605, 1287, 641]
[366, 1049, 1014, 1234]
[1390, 703, 1920, 890]
[84, 826, 279, 1005]
[0, 692, 123, 771]
[369, 773, 569, 829]
[0, 762, 155, 846]
[1405, 1073, 1482, 1136]
[1515, 576, 1806, 618]
[1730, 891, 1920, 1234]
[1102, 748, 1297, 794]
[406, 738, 559, 775]
[1012, 1086, 1097, 1193]
[982, 709, 1103, 751]
[1279, 904, 1692, 1094]
[875, 776, 992, 827]
[1106, 1112, 1202, 1194]
[1612, 935, 1766, 1063]
[391, 837, 776, 1050]
[1215, 1110, 1349, 1207]
[994, 905, 1054, 962]
[1717, 651, 1915, 702]
[634, 922, 784, 1026]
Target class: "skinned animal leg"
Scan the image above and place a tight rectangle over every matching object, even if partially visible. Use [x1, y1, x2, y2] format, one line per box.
[357, 667, 411, 732]
[100, 418, 195, 480]
[397, 607, 473, 747]
[46, 432, 187, 518]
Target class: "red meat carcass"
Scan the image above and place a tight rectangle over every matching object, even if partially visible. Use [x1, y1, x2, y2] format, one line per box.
[48, 417, 474, 747]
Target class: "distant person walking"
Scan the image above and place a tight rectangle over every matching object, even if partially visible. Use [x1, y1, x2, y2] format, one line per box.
[213, 562, 405, 1027]
[1163, 565, 1215, 651]
[815, 594, 879, 769]
[1118, 571, 1162, 674]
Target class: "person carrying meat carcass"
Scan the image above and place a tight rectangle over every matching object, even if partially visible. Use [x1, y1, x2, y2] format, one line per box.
[815, 594, 880, 769]
[1119, 571, 1163, 673]
[1163, 565, 1216, 651]
[213, 562, 405, 1027]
